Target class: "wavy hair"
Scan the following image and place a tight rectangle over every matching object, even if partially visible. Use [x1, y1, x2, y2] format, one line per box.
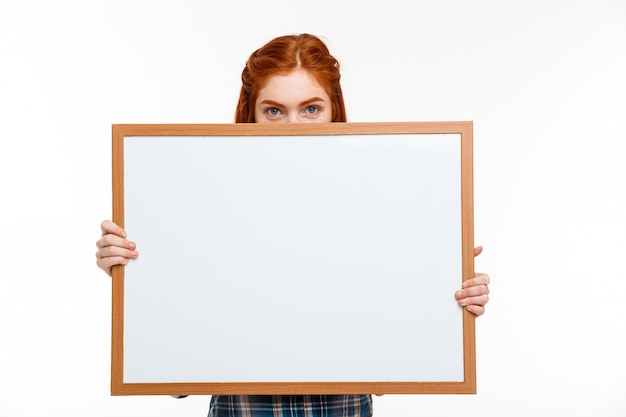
[235, 34, 346, 123]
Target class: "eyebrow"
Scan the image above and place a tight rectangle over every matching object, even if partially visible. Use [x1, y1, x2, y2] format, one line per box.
[258, 97, 327, 107]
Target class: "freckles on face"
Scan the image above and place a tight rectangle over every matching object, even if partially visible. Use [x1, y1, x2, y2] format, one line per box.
[254, 70, 332, 123]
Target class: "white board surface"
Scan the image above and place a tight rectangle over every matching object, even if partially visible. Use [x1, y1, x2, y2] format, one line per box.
[121, 133, 464, 384]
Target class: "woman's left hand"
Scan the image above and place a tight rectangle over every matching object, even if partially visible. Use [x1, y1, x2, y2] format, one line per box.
[454, 246, 490, 317]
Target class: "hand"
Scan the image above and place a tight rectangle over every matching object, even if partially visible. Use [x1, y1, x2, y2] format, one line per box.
[95, 220, 139, 276]
[454, 246, 490, 317]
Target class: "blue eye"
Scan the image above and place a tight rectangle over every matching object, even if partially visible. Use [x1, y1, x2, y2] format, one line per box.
[267, 108, 281, 116]
[306, 106, 319, 114]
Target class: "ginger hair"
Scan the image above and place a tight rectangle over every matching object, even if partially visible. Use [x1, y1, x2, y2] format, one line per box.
[235, 34, 346, 123]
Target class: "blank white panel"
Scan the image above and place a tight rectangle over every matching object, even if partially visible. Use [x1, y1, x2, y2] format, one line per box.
[122, 133, 463, 383]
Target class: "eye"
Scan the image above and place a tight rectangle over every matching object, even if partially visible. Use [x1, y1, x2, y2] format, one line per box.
[267, 107, 281, 116]
[305, 106, 319, 115]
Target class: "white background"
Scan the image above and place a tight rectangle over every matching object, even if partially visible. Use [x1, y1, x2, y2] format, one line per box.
[1, 1, 624, 416]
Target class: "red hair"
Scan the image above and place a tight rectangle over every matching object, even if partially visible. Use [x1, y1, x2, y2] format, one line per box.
[235, 34, 346, 123]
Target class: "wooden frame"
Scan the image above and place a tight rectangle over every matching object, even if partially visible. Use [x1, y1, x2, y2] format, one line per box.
[111, 122, 475, 396]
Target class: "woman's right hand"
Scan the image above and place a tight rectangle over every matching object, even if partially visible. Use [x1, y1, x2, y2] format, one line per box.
[95, 220, 139, 276]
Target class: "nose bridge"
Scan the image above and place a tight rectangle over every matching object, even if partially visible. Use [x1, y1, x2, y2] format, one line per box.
[287, 112, 300, 123]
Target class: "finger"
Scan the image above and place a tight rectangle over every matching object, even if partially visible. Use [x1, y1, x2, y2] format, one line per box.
[473, 246, 483, 257]
[455, 284, 489, 300]
[96, 255, 130, 277]
[96, 245, 139, 261]
[101, 220, 127, 238]
[457, 294, 489, 308]
[462, 273, 490, 289]
[96, 255, 130, 268]
[96, 233, 136, 251]
[465, 305, 485, 317]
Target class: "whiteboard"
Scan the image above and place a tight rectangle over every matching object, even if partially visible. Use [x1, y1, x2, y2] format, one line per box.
[110, 122, 476, 395]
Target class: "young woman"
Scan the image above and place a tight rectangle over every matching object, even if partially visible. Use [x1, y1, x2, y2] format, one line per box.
[96, 33, 490, 417]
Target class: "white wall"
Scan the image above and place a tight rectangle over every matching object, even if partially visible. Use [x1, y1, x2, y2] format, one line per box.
[1, 0, 625, 416]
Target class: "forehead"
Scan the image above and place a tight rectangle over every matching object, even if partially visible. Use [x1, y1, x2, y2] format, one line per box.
[257, 70, 330, 103]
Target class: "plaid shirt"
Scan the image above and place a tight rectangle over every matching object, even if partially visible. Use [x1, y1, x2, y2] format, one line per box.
[207, 395, 373, 417]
